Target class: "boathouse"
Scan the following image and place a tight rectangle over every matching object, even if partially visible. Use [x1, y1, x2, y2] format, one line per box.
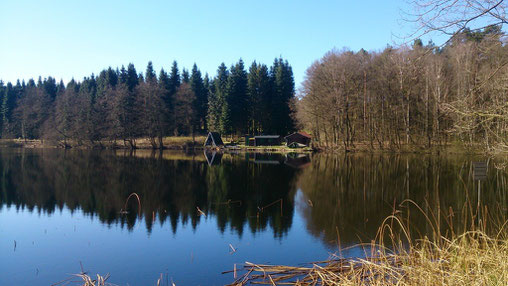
[284, 132, 311, 148]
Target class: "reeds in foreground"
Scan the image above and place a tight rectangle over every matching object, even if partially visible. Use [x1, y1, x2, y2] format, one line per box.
[227, 230, 507, 285]
[53, 272, 112, 286]
[74, 273, 111, 286]
[227, 202, 508, 286]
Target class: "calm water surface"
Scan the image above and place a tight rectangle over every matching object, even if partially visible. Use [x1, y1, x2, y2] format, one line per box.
[0, 149, 506, 285]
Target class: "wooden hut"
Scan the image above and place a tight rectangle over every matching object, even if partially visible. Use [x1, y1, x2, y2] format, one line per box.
[204, 132, 224, 147]
[253, 135, 281, 146]
[284, 132, 311, 148]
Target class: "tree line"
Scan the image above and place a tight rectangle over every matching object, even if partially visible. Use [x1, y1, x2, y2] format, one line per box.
[296, 25, 508, 151]
[0, 58, 295, 148]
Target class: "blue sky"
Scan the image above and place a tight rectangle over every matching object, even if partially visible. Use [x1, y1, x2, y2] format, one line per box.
[0, 0, 443, 89]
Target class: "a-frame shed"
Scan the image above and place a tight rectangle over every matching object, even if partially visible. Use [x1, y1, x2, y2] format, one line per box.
[204, 132, 224, 147]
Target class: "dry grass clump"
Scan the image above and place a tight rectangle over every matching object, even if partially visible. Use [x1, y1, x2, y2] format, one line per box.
[229, 206, 508, 285]
[53, 272, 112, 286]
[229, 231, 507, 286]
[73, 273, 111, 286]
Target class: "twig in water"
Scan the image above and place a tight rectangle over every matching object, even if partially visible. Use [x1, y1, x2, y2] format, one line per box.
[120, 193, 142, 217]
[197, 207, 206, 217]
[229, 243, 237, 254]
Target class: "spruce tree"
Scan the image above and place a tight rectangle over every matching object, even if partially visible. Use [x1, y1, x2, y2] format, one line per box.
[168, 61, 181, 134]
[225, 59, 248, 135]
[214, 63, 229, 134]
[182, 68, 190, 83]
[247, 62, 271, 134]
[145, 61, 156, 83]
[126, 63, 139, 91]
[206, 76, 221, 132]
[270, 58, 295, 135]
[190, 64, 206, 132]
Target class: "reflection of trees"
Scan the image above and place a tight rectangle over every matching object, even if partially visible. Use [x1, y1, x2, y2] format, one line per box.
[207, 154, 297, 237]
[298, 154, 508, 248]
[0, 149, 298, 237]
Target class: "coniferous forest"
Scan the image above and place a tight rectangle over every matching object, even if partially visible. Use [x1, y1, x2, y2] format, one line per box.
[0, 58, 295, 148]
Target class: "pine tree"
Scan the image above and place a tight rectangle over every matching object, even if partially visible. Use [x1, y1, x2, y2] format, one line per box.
[113, 79, 140, 148]
[174, 83, 195, 135]
[126, 63, 139, 91]
[0, 81, 4, 135]
[214, 63, 229, 134]
[270, 58, 295, 135]
[225, 59, 248, 135]
[190, 64, 207, 132]
[247, 62, 271, 134]
[182, 68, 190, 83]
[206, 75, 221, 132]
[2, 82, 17, 137]
[145, 61, 156, 83]
[168, 61, 181, 96]
[168, 61, 181, 135]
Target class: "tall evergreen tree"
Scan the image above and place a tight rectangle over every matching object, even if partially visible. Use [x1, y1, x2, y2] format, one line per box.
[145, 61, 156, 83]
[190, 64, 207, 132]
[224, 59, 248, 135]
[247, 62, 271, 134]
[158, 68, 172, 133]
[126, 63, 139, 91]
[1, 82, 16, 137]
[206, 75, 221, 132]
[213, 63, 229, 134]
[270, 58, 295, 135]
[182, 68, 190, 83]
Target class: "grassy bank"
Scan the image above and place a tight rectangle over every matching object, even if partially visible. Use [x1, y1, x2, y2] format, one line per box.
[229, 231, 507, 285]
[0, 137, 492, 155]
[228, 203, 508, 286]
[0, 137, 314, 153]
[0, 137, 207, 150]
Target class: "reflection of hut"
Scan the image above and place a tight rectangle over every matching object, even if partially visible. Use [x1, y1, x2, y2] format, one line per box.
[204, 132, 224, 147]
[204, 151, 223, 166]
[252, 135, 281, 146]
[284, 132, 311, 148]
[253, 153, 282, 165]
[284, 153, 311, 169]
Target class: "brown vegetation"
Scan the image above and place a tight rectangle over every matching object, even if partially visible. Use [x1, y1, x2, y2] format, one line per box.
[296, 26, 508, 152]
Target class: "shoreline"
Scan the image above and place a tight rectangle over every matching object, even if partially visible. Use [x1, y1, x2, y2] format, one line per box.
[0, 138, 492, 155]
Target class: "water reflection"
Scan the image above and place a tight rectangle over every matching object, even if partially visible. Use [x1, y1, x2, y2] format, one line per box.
[298, 154, 508, 247]
[0, 149, 506, 249]
[0, 149, 300, 238]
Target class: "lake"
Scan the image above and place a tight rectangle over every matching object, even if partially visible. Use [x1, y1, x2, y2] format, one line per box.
[0, 149, 506, 285]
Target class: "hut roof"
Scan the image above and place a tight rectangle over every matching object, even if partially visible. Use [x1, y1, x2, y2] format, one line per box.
[285, 132, 311, 139]
[204, 132, 224, 147]
[254, 135, 280, 139]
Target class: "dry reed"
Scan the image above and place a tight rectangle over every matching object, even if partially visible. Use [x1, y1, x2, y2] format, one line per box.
[227, 202, 508, 286]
